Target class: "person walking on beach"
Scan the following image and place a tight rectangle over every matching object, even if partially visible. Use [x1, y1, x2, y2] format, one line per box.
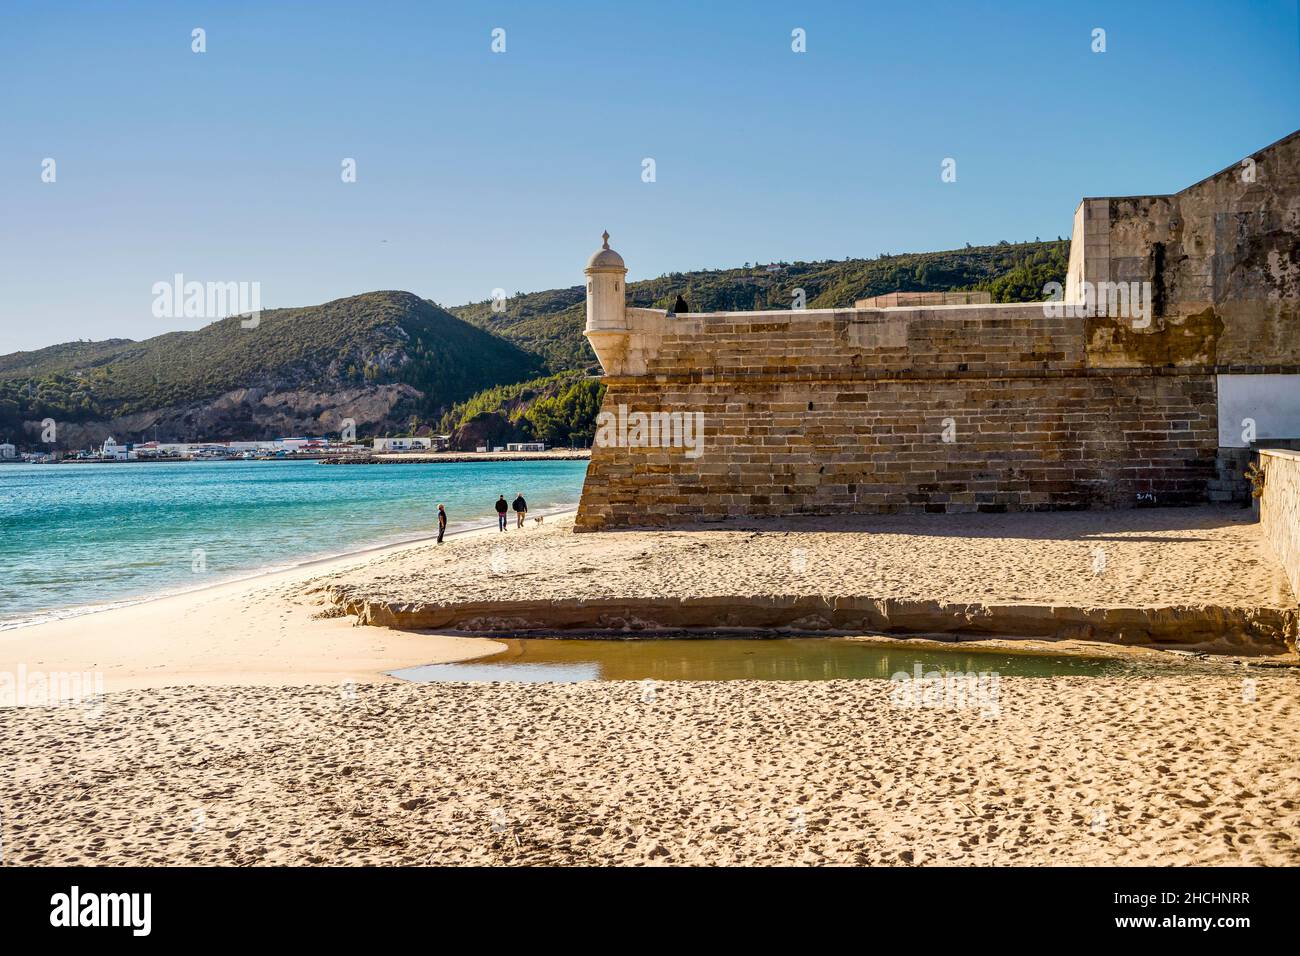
[513, 492, 528, 528]
[495, 494, 509, 531]
[436, 504, 447, 544]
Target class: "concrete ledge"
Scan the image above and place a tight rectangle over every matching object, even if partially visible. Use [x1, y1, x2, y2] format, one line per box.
[327, 590, 1297, 654]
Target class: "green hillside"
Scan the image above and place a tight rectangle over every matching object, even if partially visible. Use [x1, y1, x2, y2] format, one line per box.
[448, 239, 1069, 371]
[0, 338, 135, 378]
[432, 371, 605, 450]
[0, 291, 543, 441]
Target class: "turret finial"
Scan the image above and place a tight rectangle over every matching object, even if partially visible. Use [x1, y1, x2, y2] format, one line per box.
[601, 230, 610, 249]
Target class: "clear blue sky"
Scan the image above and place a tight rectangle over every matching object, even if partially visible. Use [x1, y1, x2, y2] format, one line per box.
[1, 0, 1296, 352]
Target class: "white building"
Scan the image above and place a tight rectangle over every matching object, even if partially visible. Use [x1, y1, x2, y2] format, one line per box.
[506, 442, 546, 452]
[373, 437, 434, 452]
[0, 443, 15, 459]
[101, 437, 135, 461]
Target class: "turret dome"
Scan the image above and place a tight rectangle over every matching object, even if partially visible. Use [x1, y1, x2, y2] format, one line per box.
[585, 231, 626, 272]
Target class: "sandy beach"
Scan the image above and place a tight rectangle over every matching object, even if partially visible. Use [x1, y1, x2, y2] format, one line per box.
[4, 504, 1291, 693]
[3, 675, 1298, 866]
[328, 506, 1290, 610]
[2, 504, 1297, 866]
[323, 506, 1296, 651]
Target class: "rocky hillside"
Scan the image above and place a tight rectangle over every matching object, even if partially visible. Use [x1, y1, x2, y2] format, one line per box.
[0, 292, 542, 449]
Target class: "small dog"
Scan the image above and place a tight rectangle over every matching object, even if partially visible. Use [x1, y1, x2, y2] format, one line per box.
[534, 515, 544, 525]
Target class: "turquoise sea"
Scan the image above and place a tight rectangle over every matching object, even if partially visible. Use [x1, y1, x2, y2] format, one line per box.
[0, 459, 589, 629]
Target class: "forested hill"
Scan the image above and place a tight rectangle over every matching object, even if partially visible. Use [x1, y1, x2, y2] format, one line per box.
[448, 239, 1069, 371]
[0, 291, 542, 446]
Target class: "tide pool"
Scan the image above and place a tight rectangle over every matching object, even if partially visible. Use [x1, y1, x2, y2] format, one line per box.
[0, 458, 588, 628]
[391, 637, 1144, 683]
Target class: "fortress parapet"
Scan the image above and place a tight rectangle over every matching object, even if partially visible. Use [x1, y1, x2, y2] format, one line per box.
[575, 131, 1300, 531]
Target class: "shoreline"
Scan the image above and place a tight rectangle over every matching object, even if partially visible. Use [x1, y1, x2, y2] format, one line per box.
[3, 504, 1294, 694]
[0, 503, 579, 634]
[0, 508, 579, 691]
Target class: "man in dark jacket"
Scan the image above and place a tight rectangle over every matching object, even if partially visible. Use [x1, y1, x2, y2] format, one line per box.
[437, 503, 447, 544]
[495, 495, 508, 531]
[672, 294, 689, 314]
[512, 493, 528, 528]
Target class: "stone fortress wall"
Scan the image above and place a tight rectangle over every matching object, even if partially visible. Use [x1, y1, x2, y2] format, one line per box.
[576, 131, 1300, 531]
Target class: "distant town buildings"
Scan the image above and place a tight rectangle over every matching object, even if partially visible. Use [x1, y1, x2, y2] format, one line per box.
[45, 435, 372, 462]
[10, 429, 559, 463]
